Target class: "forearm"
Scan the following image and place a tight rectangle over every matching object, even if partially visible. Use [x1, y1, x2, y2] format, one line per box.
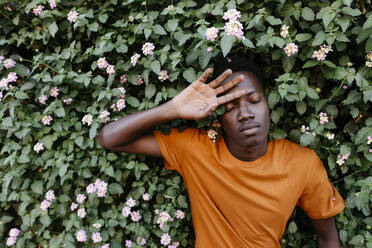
[317, 237, 341, 248]
[97, 101, 179, 148]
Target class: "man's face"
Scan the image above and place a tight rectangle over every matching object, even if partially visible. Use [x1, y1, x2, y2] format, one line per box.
[220, 71, 270, 147]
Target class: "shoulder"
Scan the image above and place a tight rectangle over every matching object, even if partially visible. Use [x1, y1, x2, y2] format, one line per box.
[273, 139, 317, 158]
[154, 127, 208, 144]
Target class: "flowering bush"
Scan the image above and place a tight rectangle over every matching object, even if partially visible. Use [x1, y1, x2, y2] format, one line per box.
[0, 0, 371, 247]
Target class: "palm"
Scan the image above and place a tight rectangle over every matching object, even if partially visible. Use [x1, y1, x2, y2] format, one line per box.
[171, 68, 246, 121]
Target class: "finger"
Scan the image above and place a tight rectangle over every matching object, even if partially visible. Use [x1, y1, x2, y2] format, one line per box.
[197, 68, 213, 83]
[207, 69, 232, 88]
[217, 90, 247, 105]
[214, 75, 244, 95]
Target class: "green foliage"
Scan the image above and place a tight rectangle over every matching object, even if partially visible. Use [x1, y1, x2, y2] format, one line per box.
[0, 0, 371, 247]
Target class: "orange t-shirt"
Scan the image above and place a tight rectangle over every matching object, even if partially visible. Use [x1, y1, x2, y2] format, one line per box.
[154, 128, 345, 248]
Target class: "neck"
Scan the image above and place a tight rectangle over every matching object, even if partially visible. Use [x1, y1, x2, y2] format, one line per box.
[224, 134, 269, 162]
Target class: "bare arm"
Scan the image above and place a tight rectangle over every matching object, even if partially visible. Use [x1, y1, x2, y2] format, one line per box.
[311, 217, 342, 248]
[96, 68, 246, 156]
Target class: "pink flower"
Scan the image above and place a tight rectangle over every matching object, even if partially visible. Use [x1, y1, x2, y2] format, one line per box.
[160, 233, 171, 246]
[45, 190, 55, 201]
[136, 237, 146, 246]
[312, 50, 326, 61]
[77, 208, 86, 218]
[142, 193, 150, 201]
[86, 183, 97, 194]
[142, 42, 155, 55]
[284, 42, 298, 56]
[120, 74, 127, 84]
[67, 10, 79, 23]
[168, 241, 180, 248]
[42, 115, 53, 125]
[70, 202, 78, 211]
[91, 232, 102, 243]
[76, 230, 87, 242]
[224, 20, 245, 40]
[0, 79, 9, 90]
[34, 142, 44, 153]
[33, 5, 44, 16]
[131, 210, 141, 222]
[343, 85, 348, 89]
[40, 200, 51, 211]
[116, 98, 126, 111]
[95, 179, 108, 197]
[122, 206, 131, 217]
[99, 110, 110, 123]
[76, 194, 86, 204]
[126, 197, 136, 207]
[7, 72, 17, 82]
[3, 59, 16, 69]
[106, 64, 115, 74]
[9, 228, 20, 237]
[175, 210, 185, 219]
[205, 27, 219, 41]
[50, 87, 59, 97]
[320, 45, 333, 54]
[101, 244, 110, 248]
[118, 87, 126, 96]
[207, 47, 213, 53]
[97, 57, 108, 69]
[319, 112, 328, 125]
[82, 114, 93, 126]
[63, 98, 72, 104]
[130, 53, 140, 67]
[280, 24, 289, 38]
[137, 74, 143, 85]
[222, 9, 241, 21]
[39, 95, 48, 104]
[6, 236, 17, 247]
[158, 70, 169, 82]
[49, 0, 57, 9]
[125, 240, 133, 248]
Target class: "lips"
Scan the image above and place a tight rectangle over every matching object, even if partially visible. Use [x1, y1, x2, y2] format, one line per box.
[239, 123, 260, 132]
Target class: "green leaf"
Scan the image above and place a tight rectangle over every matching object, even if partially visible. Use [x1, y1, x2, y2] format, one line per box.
[221, 35, 235, 57]
[54, 107, 65, 117]
[348, 235, 364, 245]
[306, 88, 319, 99]
[342, 7, 362, 16]
[288, 221, 298, 233]
[150, 60, 161, 74]
[303, 60, 318, 69]
[126, 96, 140, 107]
[301, 7, 315, 21]
[183, 68, 196, 83]
[15, 91, 29, 99]
[40, 214, 51, 226]
[109, 183, 124, 194]
[340, 144, 351, 155]
[322, 12, 336, 28]
[282, 55, 296, 72]
[167, 19, 179, 32]
[144, 28, 151, 39]
[300, 133, 315, 146]
[58, 164, 68, 177]
[31, 181, 43, 195]
[89, 123, 99, 139]
[266, 16, 282, 25]
[177, 195, 188, 208]
[268, 92, 280, 108]
[295, 33, 312, 42]
[153, 25, 167, 35]
[363, 15, 372, 29]
[273, 129, 287, 139]
[74, 136, 83, 148]
[88, 22, 99, 32]
[296, 101, 307, 115]
[105, 166, 114, 177]
[48, 22, 58, 37]
[145, 84, 156, 99]
[242, 38, 255, 48]
[98, 14, 108, 23]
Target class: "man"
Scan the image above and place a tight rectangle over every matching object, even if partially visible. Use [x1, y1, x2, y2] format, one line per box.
[97, 57, 345, 247]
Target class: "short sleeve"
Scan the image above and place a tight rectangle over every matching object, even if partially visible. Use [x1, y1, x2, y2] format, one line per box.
[153, 128, 197, 173]
[297, 152, 345, 219]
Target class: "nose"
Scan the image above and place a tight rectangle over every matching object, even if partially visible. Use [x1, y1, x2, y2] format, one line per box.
[237, 101, 254, 122]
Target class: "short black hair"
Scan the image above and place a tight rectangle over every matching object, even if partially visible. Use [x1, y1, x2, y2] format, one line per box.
[212, 56, 265, 92]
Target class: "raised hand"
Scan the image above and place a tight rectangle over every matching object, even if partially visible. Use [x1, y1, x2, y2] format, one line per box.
[171, 68, 247, 121]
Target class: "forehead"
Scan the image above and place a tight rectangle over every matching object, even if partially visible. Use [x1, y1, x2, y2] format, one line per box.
[223, 71, 263, 94]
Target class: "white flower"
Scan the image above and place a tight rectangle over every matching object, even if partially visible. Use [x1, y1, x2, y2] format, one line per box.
[99, 110, 110, 123]
[67, 10, 79, 23]
[326, 132, 335, 140]
[160, 233, 171, 246]
[34, 142, 44, 153]
[205, 27, 219, 41]
[77, 208, 86, 218]
[224, 20, 245, 40]
[130, 211, 141, 222]
[91, 232, 102, 243]
[45, 190, 55, 201]
[93, 223, 102, 229]
[175, 210, 185, 219]
[106, 64, 115, 74]
[82, 114, 93, 126]
[126, 197, 136, 207]
[142, 193, 150, 201]
[97, 57, 108, 69]
[122, 206, 131, 217]
[284, 42, 298, 56]
[280, 24, 289, 38]
[142, 42, 155, 55]
[70, 202, 78, 211]
[130, 53, 141, 67]
[222, 9, 241, 21]
[76, 194, 86, 204]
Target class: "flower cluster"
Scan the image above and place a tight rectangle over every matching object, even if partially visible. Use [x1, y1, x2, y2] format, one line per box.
[86, 178, 108, 197]
[42, 115, 53, 125]
[0, 72, 17, 92]
[130, 53, 141, 67]
[160, 233, 172, 246]
[34, 142, 44, 153]
[326, 132, 335, 140]
[280, 24, 289, 38]
[207, 129, 218, 143]
[33, 5, 44, 16]
[99, 110, 110, 123]
[92, 232, 102, 243]
[82, 114, 93, 126]
[50, 86, 59, 97]
[336, 153, 350, 166]
[120, 74, 127, 84]
[97, 57, 115, 75]
[284, 42, 298, 56]
[67, 10, 79, 23]
[76, 229, 87, 242]
[142, 42, 155, 55]
[318, 112, 329, 125]
[6, 228, 20, 247]
[158, 70, 169, 82]
[366, 51, 372, 67]
[137, 74, 143, 85]
[156, 211, 173, 230]
[2, 58, 16, 69]
[49, 0, 57, 9]
[222, 9, 241, 21]
[205, 27, 219, 41]
[38, 94, 48, 104]
[40, 190, 55, 211]
[367, 136, 372, 145]
[312, 45, 333, 61]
